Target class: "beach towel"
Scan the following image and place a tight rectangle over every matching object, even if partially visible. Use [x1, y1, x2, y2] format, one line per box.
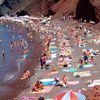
[49, 45, 56, 48]
[79, 44, 86, 48]
[74, 71, 91, 77]
[51, 53, 57, 58]
[64, 58, 72, 62]
[40, 79, 56, 86]
[14, 97, 38, 100]
[93, 80, 100, 83]
[88, 83, 100, 87]
[68, 64, 72, 67]
[82, 49, 87, 52]
[47, 71, 58, 76]
[50, 42, 55, 45]
[83, 63, 94, 68]
[63, 68, 77, 72]
[46, 98, 53, 100]
[50, 48, 59, 53]
[30, 86, 54, 93]
[67, 81, 79, 85]
[23, 54, 28, 59]
[46, 60, 52, 64]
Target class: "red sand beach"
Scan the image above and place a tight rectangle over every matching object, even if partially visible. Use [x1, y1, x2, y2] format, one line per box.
[0, 16, 100, 100]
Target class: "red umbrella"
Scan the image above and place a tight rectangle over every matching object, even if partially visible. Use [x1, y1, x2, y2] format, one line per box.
[56, 90, 86, 100]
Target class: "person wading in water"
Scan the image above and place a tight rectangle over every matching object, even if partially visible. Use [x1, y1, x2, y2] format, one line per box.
[2, 49, 5, 61]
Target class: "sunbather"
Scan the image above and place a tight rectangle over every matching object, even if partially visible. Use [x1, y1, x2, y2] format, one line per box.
[55, 75, 69, 87]
[51, 68, 58, 72]
[61, 74, 69, 85]
[32, 81, 44, 92]
[21, 70, 30, 80]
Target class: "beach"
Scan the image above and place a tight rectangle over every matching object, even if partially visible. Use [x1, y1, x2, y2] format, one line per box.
[0, 16, 100, 100]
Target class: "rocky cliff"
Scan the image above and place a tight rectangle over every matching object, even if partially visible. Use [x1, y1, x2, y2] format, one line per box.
[50, 0, 100, 22]
[0, 0, 100, 22]
[0, 0, 56, 16]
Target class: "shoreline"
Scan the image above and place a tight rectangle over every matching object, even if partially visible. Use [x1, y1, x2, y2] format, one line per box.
[0, 17, 44, 100]
[0, 16, 100, 100]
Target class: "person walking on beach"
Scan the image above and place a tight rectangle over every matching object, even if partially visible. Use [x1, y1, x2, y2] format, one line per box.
[40, 55, 46, 69]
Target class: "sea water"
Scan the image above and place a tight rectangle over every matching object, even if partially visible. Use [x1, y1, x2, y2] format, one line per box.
[0, 23, 29, 96]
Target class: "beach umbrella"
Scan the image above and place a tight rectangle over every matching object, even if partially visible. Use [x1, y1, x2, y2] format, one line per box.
[56, 90, 86, 100]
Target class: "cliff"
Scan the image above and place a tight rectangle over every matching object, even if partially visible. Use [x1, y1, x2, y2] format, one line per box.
[0, 0, 55, 16]
[50, 0, 100, 22]
[0, 0, 100, 23]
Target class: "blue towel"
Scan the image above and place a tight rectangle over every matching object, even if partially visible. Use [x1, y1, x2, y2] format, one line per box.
[50, 48, 59, 53]
[63, 68, 77, 72]
[83, 63, 94, 68]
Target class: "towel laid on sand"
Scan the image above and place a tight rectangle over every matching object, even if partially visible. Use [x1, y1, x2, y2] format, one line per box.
[83, 63, 94, 68]
[74, 71, 91, 77]
[67, 81, 79, 85]
[47, 71, 58, 76]
[93, 80, 100, 83]
[30, 86, 54, 93]
[51, 53, 57, 58]
[88, 83, 100, 87]
[14, 97, 38, 100]
[50, 48, 59, 53]
[46, 60, 52, 64]
[63, 68, 77, 72]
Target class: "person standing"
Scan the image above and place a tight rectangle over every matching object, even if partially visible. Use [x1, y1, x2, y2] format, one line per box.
[10, 42, 14, 52]
[2, 49, 5, 61]
[12, 35, 15, 41]
[40, 55, 46, 69]
[83, 27, 87, 37]
[83, 52, 88, 64]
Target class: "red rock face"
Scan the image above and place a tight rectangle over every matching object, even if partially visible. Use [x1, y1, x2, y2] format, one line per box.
[82, 86, 100, 100]
[50, 0, 79, 18]
[50, 0, 100, 22]
[0, 0, 100, 22]
[90, 0, 100, 21]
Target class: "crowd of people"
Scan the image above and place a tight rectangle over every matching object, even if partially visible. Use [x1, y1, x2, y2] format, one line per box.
[0, 15, 99, 99]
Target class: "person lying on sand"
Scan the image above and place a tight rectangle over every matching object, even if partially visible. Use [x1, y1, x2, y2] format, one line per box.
[58, 61, 65, 68]
[47, 68, 58, 76]
[32, 81, 44, 92]
[61, 74, 69, 85]
[55, 75, 69, 88]
[51, 68, 58, 72]
[21, 70, 30, 80]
